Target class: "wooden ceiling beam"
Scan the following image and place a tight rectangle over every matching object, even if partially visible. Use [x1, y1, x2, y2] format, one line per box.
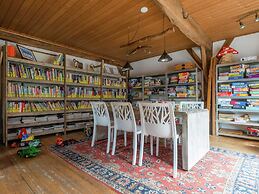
[153, 0, 212, 49]
[186, 48, 202, 70]
[0, 27, 124, 66]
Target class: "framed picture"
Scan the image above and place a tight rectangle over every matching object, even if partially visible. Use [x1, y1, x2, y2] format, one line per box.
[17, 45, 37, 61]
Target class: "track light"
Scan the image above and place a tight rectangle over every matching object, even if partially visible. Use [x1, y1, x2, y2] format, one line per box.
[256, 13, 259, 22]
[239, 21, 245, 29]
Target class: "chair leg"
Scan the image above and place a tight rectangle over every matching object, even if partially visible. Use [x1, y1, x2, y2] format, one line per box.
[139, 133, 145, 166]
[132, 133, 137, 165]
[106, 126, 111, 154]
[173, 138, 178, 178]
[164, 138, 167, 148]
[91, 124, 97, 147]
[124, 131, 127, 147]
[150, 136, 153, 155]
[112, 129, 117, 155]
[156, 137, 159, 156]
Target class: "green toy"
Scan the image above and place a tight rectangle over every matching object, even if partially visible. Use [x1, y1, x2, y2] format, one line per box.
[17, 146, 41, 158]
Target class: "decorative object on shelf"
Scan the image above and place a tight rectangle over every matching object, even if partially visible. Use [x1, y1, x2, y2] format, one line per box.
[73, 59, 83, 69]
[158, 14, 172, 62]
[53, 54, 64, 66]
[217, 46, 238, 64]
[240, 56, 258, 62]
[122, 61, 133, 72]
[17, 45, 37, 61]
[7, 45, 16, 57]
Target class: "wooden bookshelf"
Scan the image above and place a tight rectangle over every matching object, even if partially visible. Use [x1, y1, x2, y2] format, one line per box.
[2, 42, 129, 146]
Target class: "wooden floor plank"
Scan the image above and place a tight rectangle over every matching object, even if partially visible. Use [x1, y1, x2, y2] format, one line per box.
[0, 131, 258, 194]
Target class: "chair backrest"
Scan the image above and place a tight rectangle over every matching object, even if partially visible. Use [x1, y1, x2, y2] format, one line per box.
[179, 101, 204, 111]
[90, 101, 111, 126]
[110, 102, 137, 132]
[138, 102, 177, 138]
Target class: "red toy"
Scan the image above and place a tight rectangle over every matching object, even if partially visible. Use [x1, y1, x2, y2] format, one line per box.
[18, 128, 28, 139]
[56, 134, 64, 146]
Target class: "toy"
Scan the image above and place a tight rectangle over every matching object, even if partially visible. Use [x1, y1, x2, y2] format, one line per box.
[56, 135, 64, 146]
[17, 146, 41, 158]
[18, 128, 28, 139]
[21, 134, 34, 142]
[20, 139, 42, 148]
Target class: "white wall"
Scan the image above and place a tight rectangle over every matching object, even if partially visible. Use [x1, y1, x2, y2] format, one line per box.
[131, 32, 259, 77]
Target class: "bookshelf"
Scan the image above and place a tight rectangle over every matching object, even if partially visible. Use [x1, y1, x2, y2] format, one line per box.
[216, 60, 259, 141]
[128, 67, 203, 102]
[1, 43, 128, 146]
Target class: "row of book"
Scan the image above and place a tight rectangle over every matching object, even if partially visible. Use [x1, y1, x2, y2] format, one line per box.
[66, 112, 91, 120]
[218, 82, 259, 97]
[103, 89, 127, 99]
[144, 78, 164, 87]
[218, 99, 259, 110]
[168, 86, 197, 98]
[103, 78, 127, 88]
[7, 102, 64, 113]
[8, 63, 64, 82]
[66, 101, 91, 110]
[169, 72, 195, 84]
[7, 82, 64, 98]
[218, 63, 259, 80]
[129, 78, 142, 88]
[67, 87, 100, 98]
[66, 73, 100, 85]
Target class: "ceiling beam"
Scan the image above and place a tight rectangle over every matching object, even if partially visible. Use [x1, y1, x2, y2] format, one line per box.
[0, 27, 124, 66]
[186, 48, 202, 70]
[154, 0, 212, 49]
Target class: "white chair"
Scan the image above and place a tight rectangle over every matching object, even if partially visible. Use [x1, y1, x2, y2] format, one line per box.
[90, 101, 113, 154]
[111, 102, 141, 165]
[179, 101, 204, 111]
[138, 102, 179, 178]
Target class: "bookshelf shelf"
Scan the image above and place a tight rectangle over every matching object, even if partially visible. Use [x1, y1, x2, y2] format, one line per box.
[216, 61, 259, 141]
[7, 110, 64, 117]
[66, 82, 101, 87]
[8, 57, 64, 70]
[7, 97, 64, 101]
[7, 77, 64, 85]
[2, 43, 128, 146]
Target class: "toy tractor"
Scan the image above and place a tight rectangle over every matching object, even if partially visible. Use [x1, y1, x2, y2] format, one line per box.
[17, 146, 41, 158]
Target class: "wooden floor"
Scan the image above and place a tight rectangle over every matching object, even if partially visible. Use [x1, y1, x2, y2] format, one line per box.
[0, 131, 258, 194]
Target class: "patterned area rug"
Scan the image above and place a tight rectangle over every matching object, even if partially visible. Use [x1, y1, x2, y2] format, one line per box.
[50, 137, 259, 194]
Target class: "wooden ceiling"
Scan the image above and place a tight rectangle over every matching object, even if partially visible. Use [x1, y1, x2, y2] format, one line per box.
[0, 0, 258, 63]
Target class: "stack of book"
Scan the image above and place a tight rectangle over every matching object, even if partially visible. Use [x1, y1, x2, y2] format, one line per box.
[218, 98, 232, 109]
[228, 64, 247, 80]
[7, 101, 64, 113]
[230, 99, 247, 109]
[231, 82, 249, 97]
[66, 73, 100, 85]
[218, 72, 229, 81]
[103, 89, 127, 99]
[168, 87, 176, 97]
[188, 73, 196, 83]
[218, 84, 232, 96]
[103, 78, 126, 88]
[175, 86, 187, 97]
[66, 101, 91, 110]
[178, 72, 189, 84]
[246, 64, 259, 78]
[8, 82, 64, 98]
[8, 63, 64, 82]
[130, 79, 142, 88]
[169, 75, 178, 84]
[249, 83, 259, 96]
[187, 86, 196, 97]
[67, 87, 99, 98]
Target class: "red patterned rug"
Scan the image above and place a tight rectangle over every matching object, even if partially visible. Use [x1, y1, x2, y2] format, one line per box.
[50, 137, 259, 193]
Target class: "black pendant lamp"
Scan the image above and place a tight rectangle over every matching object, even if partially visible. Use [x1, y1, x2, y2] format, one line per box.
[158, 14, 172, 62]
[122, 61, 133, 72]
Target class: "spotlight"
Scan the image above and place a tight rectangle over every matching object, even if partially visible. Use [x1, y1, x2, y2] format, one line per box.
[239, 21, 245, 29]
[256, 13, 259, 22]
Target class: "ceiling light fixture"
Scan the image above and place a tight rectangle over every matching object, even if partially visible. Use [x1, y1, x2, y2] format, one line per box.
[239, 21, 245, 29]
[256, 13, 259, 22]
[158, 14, 172, 62]
[140, 6, 148, 14]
